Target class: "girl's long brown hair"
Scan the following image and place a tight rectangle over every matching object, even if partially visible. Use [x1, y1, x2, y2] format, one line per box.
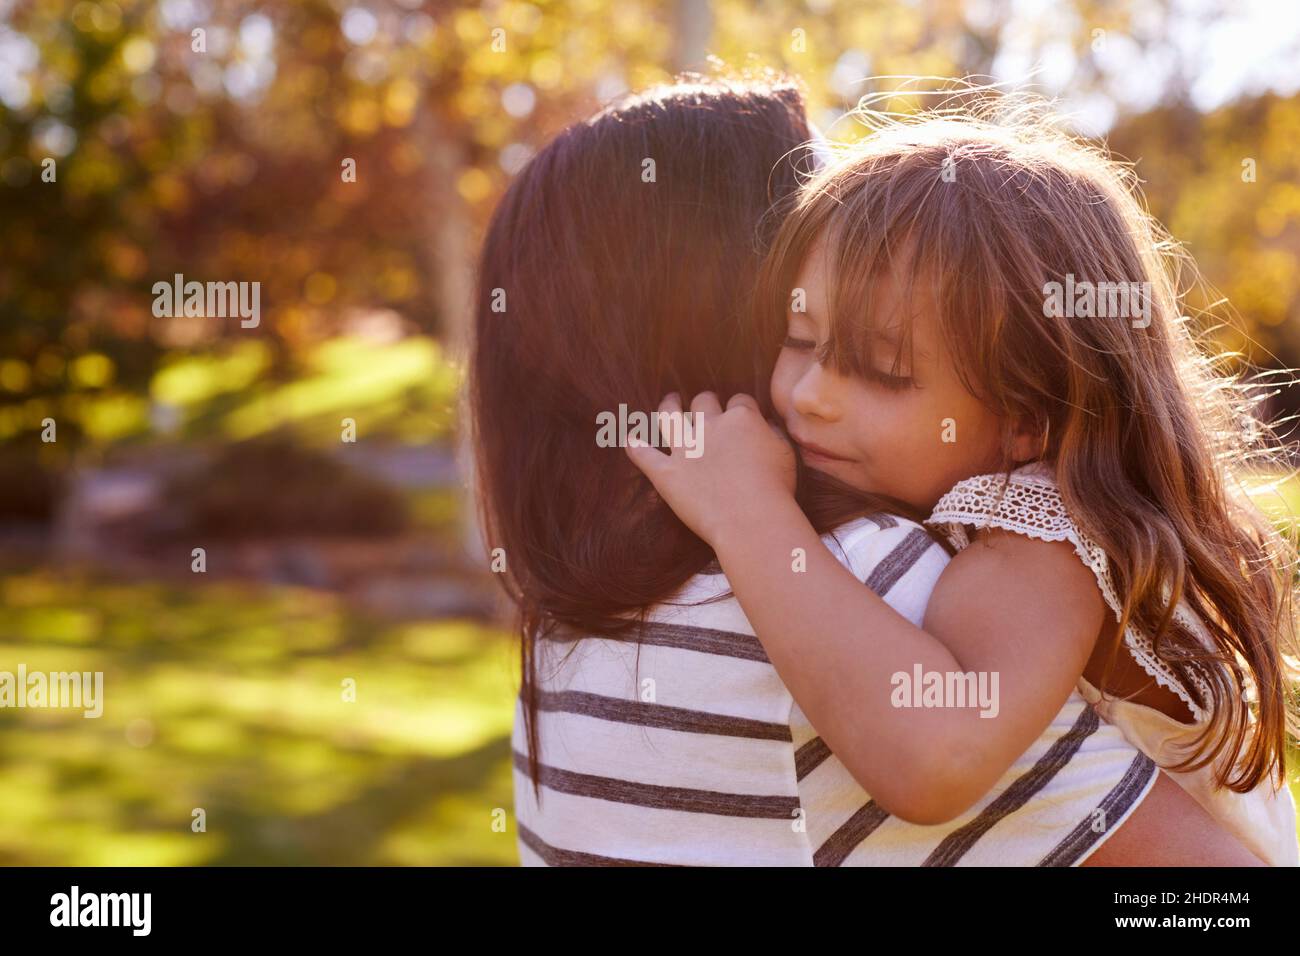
[756, 89, 1300, 792]
[470, 75, 916, 801]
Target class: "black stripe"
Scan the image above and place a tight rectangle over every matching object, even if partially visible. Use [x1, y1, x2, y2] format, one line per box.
[512, 749, 801, 818]
[1036, 752, 1159, 867]
[538, 689, 792, 741]
[517, 822, 683, 867]
[629, 620, 772, 662]
[815, 800, 891, 867]
[921, 706, 1102, 866]
[542, 620, 770, 663]
[794, 736, 833, 780]
[863, 527, 937, 597]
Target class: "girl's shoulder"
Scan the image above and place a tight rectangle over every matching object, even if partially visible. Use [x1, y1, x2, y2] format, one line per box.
[925, 461, 1219, 723]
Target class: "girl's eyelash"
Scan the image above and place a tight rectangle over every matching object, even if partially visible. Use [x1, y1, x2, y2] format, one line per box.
[784, 335, 915, 390]
[863, 367, 914, 391]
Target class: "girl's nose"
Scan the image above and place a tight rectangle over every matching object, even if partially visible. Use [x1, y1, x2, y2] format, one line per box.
[791, 362, 839, 422]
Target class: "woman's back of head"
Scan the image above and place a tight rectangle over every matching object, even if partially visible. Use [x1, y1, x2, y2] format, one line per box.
[472, 75, 814, 633]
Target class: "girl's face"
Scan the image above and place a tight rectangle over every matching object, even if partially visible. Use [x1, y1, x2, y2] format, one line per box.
[770, 238, 1011, 512]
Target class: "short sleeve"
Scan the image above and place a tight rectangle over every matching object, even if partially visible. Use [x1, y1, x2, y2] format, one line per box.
[926, 464, 1217, 722]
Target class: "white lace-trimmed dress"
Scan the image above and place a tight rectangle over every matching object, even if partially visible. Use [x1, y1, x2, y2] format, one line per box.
[927, 460, 1300, 867]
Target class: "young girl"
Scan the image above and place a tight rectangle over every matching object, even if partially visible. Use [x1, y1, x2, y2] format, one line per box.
[627, 99, 1300, 864]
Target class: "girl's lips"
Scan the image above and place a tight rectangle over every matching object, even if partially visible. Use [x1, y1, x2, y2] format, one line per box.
[793, 437, 853, 463]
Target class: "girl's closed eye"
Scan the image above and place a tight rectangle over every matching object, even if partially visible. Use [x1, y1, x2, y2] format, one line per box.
[862, 366, 915, 391]
[784, 334, 915, 390]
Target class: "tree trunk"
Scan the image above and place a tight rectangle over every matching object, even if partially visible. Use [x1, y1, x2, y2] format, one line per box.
[417, 105, 485, 565]
[673, 0, 712, 73]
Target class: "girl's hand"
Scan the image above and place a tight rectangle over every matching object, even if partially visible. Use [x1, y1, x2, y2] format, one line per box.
[624, 391, 797, 546]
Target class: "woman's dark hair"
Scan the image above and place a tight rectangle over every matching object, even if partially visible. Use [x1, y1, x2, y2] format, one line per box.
[470, 75, 919, 799]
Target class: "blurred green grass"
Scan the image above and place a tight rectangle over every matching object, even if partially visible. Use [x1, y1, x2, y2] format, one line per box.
[1242, 471, 1300, 530]
[58, 335, 462, 446]
[0, 569, 519, 865]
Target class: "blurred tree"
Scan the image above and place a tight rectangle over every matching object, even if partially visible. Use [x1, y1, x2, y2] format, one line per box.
[1107, 93, 1300, 423]
[1, 0, 1295, 456]
[0, 0, 671, 452]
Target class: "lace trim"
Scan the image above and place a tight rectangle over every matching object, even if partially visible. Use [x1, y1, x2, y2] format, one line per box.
[925, 463, 1216, 723]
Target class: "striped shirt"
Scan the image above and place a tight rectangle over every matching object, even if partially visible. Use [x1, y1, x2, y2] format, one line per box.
[511, 514, 1158, 865]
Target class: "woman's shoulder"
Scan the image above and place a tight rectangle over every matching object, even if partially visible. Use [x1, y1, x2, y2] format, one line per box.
[823, 514, 950, 622]
[824, 512, 946, 561]
[700, 512, 947, 577]
[687, 513, 949, 624]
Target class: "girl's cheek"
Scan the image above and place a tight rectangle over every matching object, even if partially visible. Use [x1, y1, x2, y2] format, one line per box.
[882, 414, 919, 458]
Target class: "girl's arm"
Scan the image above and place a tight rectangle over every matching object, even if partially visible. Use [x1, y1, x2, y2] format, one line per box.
[628, 393, 1104, 824]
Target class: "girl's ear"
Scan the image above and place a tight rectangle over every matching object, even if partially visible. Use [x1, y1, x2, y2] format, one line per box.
[1007, 414, 1046, 464]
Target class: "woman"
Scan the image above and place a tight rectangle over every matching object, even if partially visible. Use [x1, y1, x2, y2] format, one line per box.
[470, 75, 1264, 865]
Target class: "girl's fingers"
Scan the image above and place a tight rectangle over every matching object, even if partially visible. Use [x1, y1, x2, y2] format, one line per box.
[624, 438, 668, 478]
[690, 391, 723, 416]
[658, 392, 683, 415]
[654, 393, 687, 459]
[726, 393, 760, 412]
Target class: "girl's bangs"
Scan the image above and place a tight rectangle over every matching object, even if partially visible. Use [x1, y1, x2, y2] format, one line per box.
[819, 203, 923, 381]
